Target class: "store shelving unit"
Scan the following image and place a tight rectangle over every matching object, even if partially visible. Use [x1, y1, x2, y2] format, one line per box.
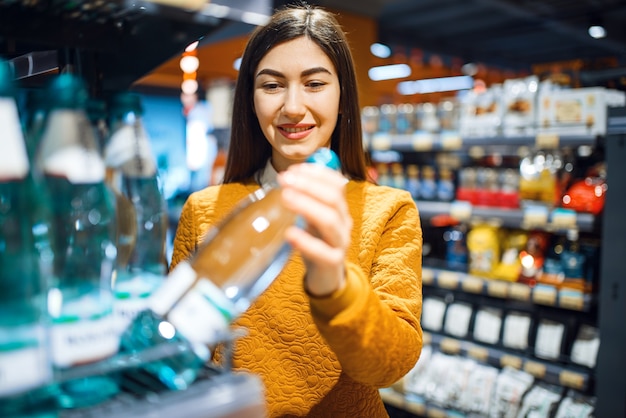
[370, 109, 626, 416]
[0, 1, 270, 416]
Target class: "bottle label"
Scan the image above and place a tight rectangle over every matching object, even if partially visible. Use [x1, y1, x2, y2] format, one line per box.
[0, 326, 51, 396]
[105, 125, 157, 176]
[114, 272, 164, 334]
[0, 97, 29, 180]
[50, 311, 119, 368]
[40, 110, 105, 183]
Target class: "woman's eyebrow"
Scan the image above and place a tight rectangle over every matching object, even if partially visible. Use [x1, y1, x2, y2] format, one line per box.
[256, 66, 332, 79]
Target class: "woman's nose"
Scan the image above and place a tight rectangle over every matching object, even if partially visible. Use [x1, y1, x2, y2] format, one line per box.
[282, 87, 306, 117]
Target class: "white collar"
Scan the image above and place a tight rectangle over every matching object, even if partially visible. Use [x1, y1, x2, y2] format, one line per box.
[256, 158, 278, 188]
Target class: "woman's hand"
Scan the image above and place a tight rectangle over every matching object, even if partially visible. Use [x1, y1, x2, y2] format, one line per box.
[277, 162, 352, 297]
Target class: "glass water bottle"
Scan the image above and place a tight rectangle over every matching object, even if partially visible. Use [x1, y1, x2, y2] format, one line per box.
[35, 74, 120, 409]
[0, 59, 57, 417]
[118, 148, 341, 392]
[104, 93, 169, 334]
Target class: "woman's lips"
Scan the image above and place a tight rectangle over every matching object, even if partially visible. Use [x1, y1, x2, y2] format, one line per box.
[278, 125, 314, 140]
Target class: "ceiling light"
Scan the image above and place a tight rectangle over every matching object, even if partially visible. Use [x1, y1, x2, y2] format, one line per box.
[180, 55, 199, 73]
[588, 25, 606, 39]
[368, 64, 411, 81]
[181, 79, 198, 95]
[397, 75, 474, 95]
[370, 43, 391, 59]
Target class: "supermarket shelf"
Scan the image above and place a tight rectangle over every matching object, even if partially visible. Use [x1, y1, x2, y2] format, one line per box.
[60, 372, 266, 418]
[422, 267, 593, 312]
[365, 132, 598, 153]
[416, 200, 598, 233]
[422, 332, 592, 392]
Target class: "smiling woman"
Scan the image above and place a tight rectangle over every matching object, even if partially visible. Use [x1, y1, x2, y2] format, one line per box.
[170, 4, 423, 417]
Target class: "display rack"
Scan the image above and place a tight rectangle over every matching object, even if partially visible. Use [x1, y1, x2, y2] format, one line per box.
[372, 108, 626, 416]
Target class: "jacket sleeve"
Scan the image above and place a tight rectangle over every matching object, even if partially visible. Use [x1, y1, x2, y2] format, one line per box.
[309, 190, 423, 388]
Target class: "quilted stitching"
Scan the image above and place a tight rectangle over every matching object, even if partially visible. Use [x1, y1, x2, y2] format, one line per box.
[171, 180, 423, 417]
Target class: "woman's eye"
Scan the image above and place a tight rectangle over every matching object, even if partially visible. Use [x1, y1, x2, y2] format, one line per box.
[263, 82, 281, 91]
[307, 81, 326, 89]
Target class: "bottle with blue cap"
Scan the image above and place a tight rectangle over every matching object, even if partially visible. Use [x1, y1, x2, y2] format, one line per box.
[118, 148, 341, 392]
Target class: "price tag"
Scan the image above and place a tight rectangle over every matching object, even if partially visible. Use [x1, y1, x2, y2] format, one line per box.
[440, 337, 461, 354]
[524, 361, 547, 378]
[468, 346, 489, 362]
[461, 276, 484, 294]
[426, 408, 447, 418]
[550, 208, 578, 230]
[422, 268, 435, 286]
[379, 388, 404, 407]
[371, 132, 392, 150]
[509, 282, 531, 301]
[437, 271, 460, 289]
[500, 354, 522, 369]
[559, 370, 586, 390]
[487, 280, 509, 299]
[522, 205, 549, 228]
[441, 131, 462, 150]
[536, 132, 560, 149]
[412, 132, 434, 151]
[559, 291, 585, 311]
[405, 400, 426, 416]
[450, 200, 472, 222]
[533, 285, 557, 306]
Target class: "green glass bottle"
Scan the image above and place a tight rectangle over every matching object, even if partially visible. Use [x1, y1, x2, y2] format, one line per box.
[35, 74, 119, 409]
[0, 59, 57, 417]
[104, 92, 168, 334]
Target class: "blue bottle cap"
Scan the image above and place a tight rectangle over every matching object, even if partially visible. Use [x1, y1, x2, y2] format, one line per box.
[306, 148, 341, 171]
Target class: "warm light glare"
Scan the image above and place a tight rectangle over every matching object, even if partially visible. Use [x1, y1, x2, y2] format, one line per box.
[181, 78, 199, 95]
[370, 43, 391, 58]
[588, 25, 606, 39]
[397, 75, 474, 95]
[185, 40, 199, 52]
[368, 63, 412, 81]
[180, 55, 200, 73]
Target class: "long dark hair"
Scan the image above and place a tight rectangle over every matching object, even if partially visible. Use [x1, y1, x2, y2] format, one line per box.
[222, 3, 368, 183]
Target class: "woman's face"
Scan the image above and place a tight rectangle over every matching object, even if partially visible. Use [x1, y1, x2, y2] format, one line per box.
[253, 36, 340, 172]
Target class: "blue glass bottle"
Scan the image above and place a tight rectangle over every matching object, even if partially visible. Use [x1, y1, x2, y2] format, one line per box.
[35, 74, 119, 409]
[0, 59, 57, 417]
[104, 92, 168, 334]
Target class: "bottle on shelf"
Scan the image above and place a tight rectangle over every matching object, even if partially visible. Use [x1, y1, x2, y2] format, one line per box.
[0, 58, 58, 418]
[436, 167, 456, 202]
[419, 165, 437, 201]
[405, 164, 421, 200]
[118, 148, 341, 392]
[103, 92, 169, 333]
[35, 73, 120, 409]
[390, 162, 406, 190]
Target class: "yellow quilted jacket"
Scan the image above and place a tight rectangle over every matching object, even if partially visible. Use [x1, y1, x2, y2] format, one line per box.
[170, 179, 423, 418]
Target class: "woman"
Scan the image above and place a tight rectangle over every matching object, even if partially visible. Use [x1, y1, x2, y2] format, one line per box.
[171, 4, 423, 417]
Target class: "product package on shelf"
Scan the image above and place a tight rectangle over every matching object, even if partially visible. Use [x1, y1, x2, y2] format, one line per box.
[502, 76, 539, 137]
[538, 86, 626, 136]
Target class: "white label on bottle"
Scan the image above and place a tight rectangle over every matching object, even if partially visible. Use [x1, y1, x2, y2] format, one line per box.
[50, 313, 119, 368]
[114, 272, 164, 333]
[105, 125, 157, 176]
[148, 261, 198, 317]
[40, 110, 105, 183]
[0, 97, 29, 179]
[168, 278, 237, 346]
[0, 326, 51, 396]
